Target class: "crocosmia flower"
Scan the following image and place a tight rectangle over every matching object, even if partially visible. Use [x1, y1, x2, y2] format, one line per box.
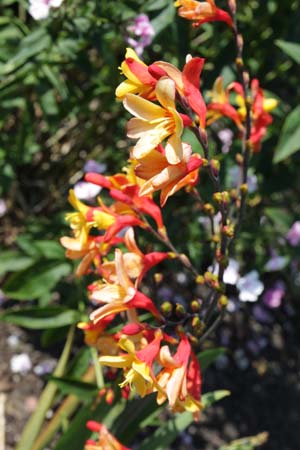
[85, 421, 131, 450]
[175, 0, 233, 28]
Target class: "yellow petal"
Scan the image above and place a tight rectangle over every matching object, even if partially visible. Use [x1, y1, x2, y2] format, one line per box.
[263, 98, 278, 112]
[124, 94, 164, 121]
[155, 77, 176, 110]
[99, 354, 133, 368]
[116, 79, 140, 100]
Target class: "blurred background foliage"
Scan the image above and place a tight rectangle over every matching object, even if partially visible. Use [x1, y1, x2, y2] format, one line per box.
[1, 0, 300, 448]
[1, 0, 300, 304]
[0, 0, 300, 359]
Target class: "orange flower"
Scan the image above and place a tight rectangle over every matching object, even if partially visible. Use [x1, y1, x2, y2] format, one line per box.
[175, 0, 233, 28]
[85, 421, 131, 450]
[85, 167, 165, 233]
[89, 249, 161, 323]
[100, 227, 170, 284]
[115, 48, 158, 101]
[99, 330, 163, 398]
[155, 334, 202, 419]
[207, 77, 278, 151]
[135, 143, 203, 206]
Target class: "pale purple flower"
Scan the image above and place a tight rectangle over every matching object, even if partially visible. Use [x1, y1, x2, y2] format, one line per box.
[29, 0, 64, 20]
[210, 258, 240, 285]
[264, 253, 288, 272]
[83, 160, 107, 174]
[10, 353, 32, 374]
[218, 128, 233, 153]
[228, 165, 258, 193]
[286, 221, 300, 246]
[73, 181, 102, 201]
[34, 359, 57, 376]
[263, 281, 285, 308]
[237, 270, 264, 302]
[198, 211, 221, 234]
[126, 14, 155, 56]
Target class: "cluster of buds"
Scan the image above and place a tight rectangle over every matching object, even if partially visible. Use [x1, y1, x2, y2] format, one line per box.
[60, 3, 278, 446]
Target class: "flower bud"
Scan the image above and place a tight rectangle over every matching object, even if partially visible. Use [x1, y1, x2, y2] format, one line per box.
[203, 203, 215, 215]
[190, 299, 201, 312]
[236, 153, 244, 165]
[210, 159, 220, 177]
[154, 272, 163, 283]
[160, 301, 173, 316]
[219, 295, 228, 308]
[196, 275, 205, 284]
[175, 303, 186, 318]
[240, 183, 248, 194]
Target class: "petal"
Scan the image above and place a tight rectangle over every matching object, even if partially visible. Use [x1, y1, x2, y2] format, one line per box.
[127, 118, 157, 139]
[124, 94, 164, 121]
[116, 80, 140, 100]
[165, 133, 183, 164]
[99, 354, 133, 368]
[155, 77, 176, 110]
[154, 61, 184, 92]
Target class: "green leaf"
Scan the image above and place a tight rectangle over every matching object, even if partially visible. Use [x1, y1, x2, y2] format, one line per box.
[0, 28, 51, 75]
[138, 411, 193, 450]
[0, 307, 80, 329]
[264, 207, 292, 231]
[0, 250, 33, 277]
[202, 390, 230, 408]
[52, 394, 125, 450]
[276, 39, 300, 64]
[151, 3, 175, 35]
[198, 348, 226, 371]
[3, 261, 71, 300]
[49, 376, 98, 400]
[218, 432, 269, 450]
[273, 106, 300, 163]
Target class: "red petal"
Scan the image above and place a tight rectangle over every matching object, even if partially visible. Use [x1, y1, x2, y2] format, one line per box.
[126, 58, 156, 85]
[182, 58, 207, 128]
[85, 173, 112, 189]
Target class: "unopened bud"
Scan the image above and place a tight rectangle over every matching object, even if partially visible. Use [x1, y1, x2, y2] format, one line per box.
[154, 272, 163, 283]
[219, 295, 228, 308]
[175, 303, 186, 318]
[237, 34, 244, 52]
[210, 159, 220, 177]
[228, 0, 236, 14]
[198, 127, 208, 147]
[203, 203, 215, 215]
[236, 153, 244, 165]
[213, 191, 230, 205]
[212, 234, 220, 243]
[230, 189, 238, 200]
[160, 301, 173, 316]
[190, 299, 201, 313]
[221, 224, 234, 238]
[240, 183, 248, 194]
[196, 275, 205, 284]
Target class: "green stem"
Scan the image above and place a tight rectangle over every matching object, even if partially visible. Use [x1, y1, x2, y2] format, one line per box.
[16, 325, 75, 450]
[91, 347, 104, 389]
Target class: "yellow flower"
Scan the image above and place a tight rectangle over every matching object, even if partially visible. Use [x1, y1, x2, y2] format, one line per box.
[100, 331, 162, 398]
[124, 77, 184, 165]
[115, 48, 157, 101]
